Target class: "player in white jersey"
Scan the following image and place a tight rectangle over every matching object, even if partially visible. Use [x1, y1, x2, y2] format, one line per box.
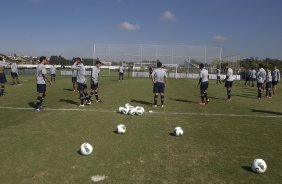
[50, 63, 56, 82]
[197, 63, 209, 105]
[265, 67, 272, 98]
[118, 65, 125, 82]
[251, 68, 256, 87]
[216, 67, 221, 84]
[71, 58, 89, 107]
[223, 64, 234, 101]
[245, 68, 252, 86]
[0, 57, 7, 96]
[35, 56, 52, 112]
[272, 65, 280, 95]
[256, 63, 266, 99]
[87, 60, 102, 104]
[151, 61, 167, 107]
[10, 61, 21, 85]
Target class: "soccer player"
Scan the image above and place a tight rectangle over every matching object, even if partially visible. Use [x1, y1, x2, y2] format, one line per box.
[216, 67, 221, 84]
[256, 63, 266, 100]
[265, 67, 272, 98]
[118, 64, 124, 82]
[11, 61, 21, 85]
[71, 60, 78, 92]
[223, 63, 234, 101]
[149, 67, 153, 78]
[0, 57, 7, 96]
[88, 60, 102, 104]
[151, 61, 167, 107]
[71, 58, 89, 107]
[197, 63, 209, 105]
[35, 56, 52, 112]
[245, 68, 252, 86]
[272, 65, 280, 95]
[251, 68, 256, 87]
[50, 63, 56, 82]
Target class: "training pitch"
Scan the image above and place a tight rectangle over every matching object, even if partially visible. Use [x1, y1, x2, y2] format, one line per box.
[0, 74, 281, 183]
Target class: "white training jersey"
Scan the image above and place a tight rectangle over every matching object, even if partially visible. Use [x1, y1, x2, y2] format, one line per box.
[119, 66, 124, 73]
[257, 68, 266, 83]
[11, 63, 18, 73]
[226, 68, 234, 81]
[266, 71, 272, 82]
[50, 65, 56, 74]
[36, 63, 47, 84]
[91, 66, 100, 83]
[216, 69, 220, 76]
[72, 69, 77, 77]
[200, 68, 209, 82]
[272, 69, 280, 81]
[251, 69, 256, 78]
[152, 68, 167, 83]
[72, 63, 86, 84]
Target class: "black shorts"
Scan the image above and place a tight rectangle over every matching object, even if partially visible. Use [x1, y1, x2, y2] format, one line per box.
[153, 82, 165, 93]
[266, 81, 272, 89]
[11, 72, 18, 79]
[217, 76, 220, 80]
[225, 81, 233, 88]
[245, 77, 249, 81]
[200, 81, 209, 91]
[91, 81, 99, 90]
[272, 81, 278, 86]
[72, 77, 77, 83]
[37, 84, 46, 93]
[119, 72, 124, 76]
[257, 82, 263, 89]
[51, 74, 56, 77]
[0, 73, 7, 83]
[77, 82, 87, 91]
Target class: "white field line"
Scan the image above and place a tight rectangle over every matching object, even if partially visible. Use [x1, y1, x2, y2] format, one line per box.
[0, 106, 282, 118]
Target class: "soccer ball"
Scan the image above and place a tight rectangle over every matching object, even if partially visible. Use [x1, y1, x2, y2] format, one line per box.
[118, 107, 124, 113]
[116, 124, 126, 134]
[120, 107, 129, 114]
[174, 127, 184, 136]
[251, 159, 267, 173]
[135, 106, 144, 115]
[80, 143, 93, 156]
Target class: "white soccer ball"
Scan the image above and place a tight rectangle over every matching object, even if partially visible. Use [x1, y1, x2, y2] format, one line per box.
[118, 107, 124, 113]
[80, 143, 93, 156]
[135, 109, 143, 115]
[120, 107, 129, 114]
[251, 159, 267, 173]
[135, 106, 145, 113]
[174, 127, 184, 136]
[116, 124, 126, 134]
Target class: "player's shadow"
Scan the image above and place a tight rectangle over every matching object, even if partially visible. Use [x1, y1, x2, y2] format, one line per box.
[131, 99, 153, 106]
[169, 98, 195, 104]
[59, 99, 79, 105]
[63, 88, 74, 91]
[234, 94, 254, 99]
[251, 109, 282, 115]
[169, 133, 176, 136]
[28, 102, 36, 108]
[241, 166, 253, 173]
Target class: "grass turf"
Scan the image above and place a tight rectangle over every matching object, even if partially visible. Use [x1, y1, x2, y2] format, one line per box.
[0, 74, 281, 183]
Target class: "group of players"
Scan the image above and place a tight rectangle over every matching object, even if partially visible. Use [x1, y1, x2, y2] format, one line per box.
[0, 56, 281, 111]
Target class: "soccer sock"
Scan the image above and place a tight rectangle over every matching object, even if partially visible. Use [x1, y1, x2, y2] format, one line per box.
[1, 85, 4, 94]
[42, 93, 46, 99]
[35, 96, 42, 109]
[227, 90, 232, 99]
[201, 93, 205, 103]
[80, 93, 84, 105]
[94, 92, 99, 101]
[204, 91, 208, 101]
[160, 95, 164, 105]
[84, 92, 89, 102]
[258, 88, 262, 98]
[154, 95, 158, 105]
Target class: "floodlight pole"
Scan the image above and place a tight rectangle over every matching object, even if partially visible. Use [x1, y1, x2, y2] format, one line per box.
[93, 43, 96, 66]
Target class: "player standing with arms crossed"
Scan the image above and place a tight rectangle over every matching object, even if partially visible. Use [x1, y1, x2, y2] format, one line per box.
[151, 61, 167, 107]
[88, 60, 102, 104]
[265, 67, 272, 98]
[118, 64, 125, 82]
[256, 63, 266, 100]
[35, 56, 52, 112]
[50, 63, 56, 83]
[272, 65, 280, 95]
[11, 61, 21, 85]
[197, 63, 209, 105]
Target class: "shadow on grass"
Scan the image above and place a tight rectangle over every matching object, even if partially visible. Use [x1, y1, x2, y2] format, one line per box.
[169, 133, 176, 136]
[169, 98, 195, 104]
[241, 166, 253, 173]
[131, 99, 153, 106]
[234, 94, 255, 99]
[63, 88, 74, 91]
[59, 99, 79, 105]
[28, 102, 36, 108]
[77, 150, 83, 156]
[251, 109, 282, 115]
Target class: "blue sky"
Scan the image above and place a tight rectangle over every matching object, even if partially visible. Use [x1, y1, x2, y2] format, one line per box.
[1, 0, 282, 59]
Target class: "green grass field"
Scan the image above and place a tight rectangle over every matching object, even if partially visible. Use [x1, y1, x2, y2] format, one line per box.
[0, 74, 282, 184]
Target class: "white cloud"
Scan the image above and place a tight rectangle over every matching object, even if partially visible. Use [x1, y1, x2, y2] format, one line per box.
[212, 35, 229, 41]
[161, 10, 176, 21]
[118, 21, 140, 31]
